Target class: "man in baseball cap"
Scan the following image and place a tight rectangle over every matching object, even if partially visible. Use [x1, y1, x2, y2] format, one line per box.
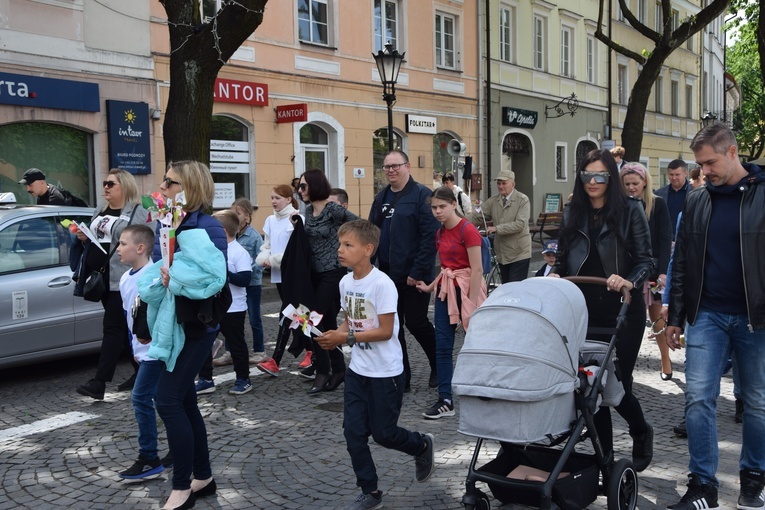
[19, 168, 66, 205]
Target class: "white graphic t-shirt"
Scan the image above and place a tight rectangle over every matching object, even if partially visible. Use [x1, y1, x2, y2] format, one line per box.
[340, 267, 403, 378]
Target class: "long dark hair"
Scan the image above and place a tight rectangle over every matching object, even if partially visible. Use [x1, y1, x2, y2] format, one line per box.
[561, 149, 627, 244]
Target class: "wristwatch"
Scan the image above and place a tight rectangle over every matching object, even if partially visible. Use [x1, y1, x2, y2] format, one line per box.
[346, 330, 356, 347]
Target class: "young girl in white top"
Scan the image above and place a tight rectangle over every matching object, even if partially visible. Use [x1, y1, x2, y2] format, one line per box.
[255, 184, 305, 376]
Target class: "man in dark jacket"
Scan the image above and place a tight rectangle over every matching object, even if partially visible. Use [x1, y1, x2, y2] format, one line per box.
[655, 159, 689, 239]
[18, 168, 66, 205]
[369, 150, 439, 391]
[666, 124, 765, 510]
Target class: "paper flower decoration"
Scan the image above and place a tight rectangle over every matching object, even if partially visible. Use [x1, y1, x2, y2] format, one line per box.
[142, 191, 186, 229]
[282, 304, 323, 337]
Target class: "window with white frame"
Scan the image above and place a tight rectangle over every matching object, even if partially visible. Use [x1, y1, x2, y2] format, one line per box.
[298, 0, 329, 45]
[671, 79, 679, 116]
[685, 84, 693, 118]
[374, 0, 399, 52]
[617, 64, 628, 105]
[202, 0, 222, 23]
[686, 33, 693, 51]
[672, 9, 679, 30]
[560, 26, 573, 78]
[555, 143, 567, 181]
[655, 76, 663, 113]
[435, 12, 456, 69]
[617, 1, 624, 22]
[533, 15, 546, 71]
[655, 1, 662, 31]
[638, 0, 648, 23]
[499, 5, 514, 63]
[586, 35, 596, 84]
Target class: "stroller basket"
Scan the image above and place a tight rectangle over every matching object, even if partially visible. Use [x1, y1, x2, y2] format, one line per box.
[478, 443, 599, 510]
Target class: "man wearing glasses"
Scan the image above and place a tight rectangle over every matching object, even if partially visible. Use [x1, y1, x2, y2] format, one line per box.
[369, 150, 439, 392]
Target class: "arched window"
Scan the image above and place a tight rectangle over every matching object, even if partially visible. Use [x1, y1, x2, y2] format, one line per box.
[372, 128, 402, 195]
[209, 115, 251, 206]
[0, 122, 92, 205]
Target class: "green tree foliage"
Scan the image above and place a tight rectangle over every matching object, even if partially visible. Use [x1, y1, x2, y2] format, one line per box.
[595, 0, 731, 161]
[727, 0, 764, 160]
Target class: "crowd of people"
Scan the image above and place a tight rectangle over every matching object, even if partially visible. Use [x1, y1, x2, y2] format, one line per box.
[61, 122, 764, 510]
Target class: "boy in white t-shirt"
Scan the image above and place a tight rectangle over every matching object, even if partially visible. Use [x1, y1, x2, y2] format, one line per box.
[317, 220, 435, 510]
[116, 224, 171, 481]
[196, 210, 253, 395]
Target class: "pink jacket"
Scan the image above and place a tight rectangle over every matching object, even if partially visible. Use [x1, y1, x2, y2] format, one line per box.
[434, 267, 487, 330]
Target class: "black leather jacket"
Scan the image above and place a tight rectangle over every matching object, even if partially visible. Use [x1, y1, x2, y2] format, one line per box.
[668, 163, 765, 330]
[552, 198, 652, 288]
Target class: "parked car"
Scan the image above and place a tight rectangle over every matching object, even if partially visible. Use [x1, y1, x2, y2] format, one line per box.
[0, 193, 103, 369]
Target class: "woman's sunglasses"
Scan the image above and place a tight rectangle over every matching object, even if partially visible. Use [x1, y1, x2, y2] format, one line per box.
[163, 177, 181, 187]
[298, 183, 307, 191]
[103, 180, 118, 188]
[579, 171, 610, 184]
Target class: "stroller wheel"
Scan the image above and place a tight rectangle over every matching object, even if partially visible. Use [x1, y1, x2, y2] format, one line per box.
[463, 488, 491, 510]
[606, 459, 638, 510]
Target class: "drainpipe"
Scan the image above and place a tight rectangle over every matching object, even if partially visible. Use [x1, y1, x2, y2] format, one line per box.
[476, 0, 484, 201]
[485, 0, 492, 195]
[606, 2, 613, 142]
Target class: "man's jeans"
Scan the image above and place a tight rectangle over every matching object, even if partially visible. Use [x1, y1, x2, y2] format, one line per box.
[132, 359, 163, 460]
[343, 369, 425, 494]
[246, 285, 264, 353]
[685, 308, 765, 486]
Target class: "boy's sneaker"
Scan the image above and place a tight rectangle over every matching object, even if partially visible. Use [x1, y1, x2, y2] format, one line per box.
[423, 398, 455, 419]
[249, 351, 268, 365]
[212, 351, 233, 367]
[195, 378, 216, 394]
[160, 452, 173, 469]
[299, 365, 316, 380]
[668, 473, 719, 510]
[76, 379, 105, 400]
[739, 469, 765, 510]
[415, 433, 435, 482]
[229, 379, 253, 395]
[344, 491, 383, 510]
[298, 350, 313, 369]
[118, 455, 163, 482]
[256, 358, 280, 377]
[631, 424, 653, 472]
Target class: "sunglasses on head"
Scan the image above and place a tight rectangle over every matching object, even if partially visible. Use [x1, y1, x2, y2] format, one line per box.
[163, 176, 181, 187]
[579, 171, 610, 184]
[103, 180, 118, 188]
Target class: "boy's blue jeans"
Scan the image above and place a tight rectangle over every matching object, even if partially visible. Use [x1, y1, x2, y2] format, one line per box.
[246, 285, 264, 353]
[685, 308, 765, 486]
[343, 369, 425, 494]
[132, 359, 163, 460]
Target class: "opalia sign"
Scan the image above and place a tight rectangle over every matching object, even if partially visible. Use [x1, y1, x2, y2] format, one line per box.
[0, 71, 99, 111]
[502, 107, 538, 128]
[213, 78, 268, 106]
[106, 100, 151, 175]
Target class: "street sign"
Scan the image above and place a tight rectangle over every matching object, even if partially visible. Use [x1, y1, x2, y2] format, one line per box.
[353, 168, 365, 179]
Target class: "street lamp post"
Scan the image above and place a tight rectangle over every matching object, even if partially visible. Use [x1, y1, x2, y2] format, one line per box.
[701, 110, 718, 128]
[372, 43, 406, 151]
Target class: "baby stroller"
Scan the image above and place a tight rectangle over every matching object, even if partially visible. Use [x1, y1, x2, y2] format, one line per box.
[452, 276, 637, 510]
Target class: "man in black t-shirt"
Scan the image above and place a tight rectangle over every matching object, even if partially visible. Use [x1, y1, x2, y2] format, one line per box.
[18, 168, 66, 205]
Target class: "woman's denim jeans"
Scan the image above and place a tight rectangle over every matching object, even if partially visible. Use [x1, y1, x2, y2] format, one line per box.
[685, 308, 765, 486]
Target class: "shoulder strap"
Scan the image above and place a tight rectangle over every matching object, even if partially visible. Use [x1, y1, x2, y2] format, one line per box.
[101, 205, 139, 269]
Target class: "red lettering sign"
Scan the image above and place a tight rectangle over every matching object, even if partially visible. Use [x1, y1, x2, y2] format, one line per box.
[213, 78, 268, 106]
[276, 103, 309, 123]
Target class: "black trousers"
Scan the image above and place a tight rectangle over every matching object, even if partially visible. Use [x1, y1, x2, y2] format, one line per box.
[94, 290, 137, 382]
[311, 268, 347, 376]
[395, 283, 437, 386]
[199, 311, 248, 381]
[499, 258, 531, 283]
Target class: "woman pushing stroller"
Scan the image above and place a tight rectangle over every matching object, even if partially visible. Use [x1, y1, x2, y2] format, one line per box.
[550, 149, 654, 472]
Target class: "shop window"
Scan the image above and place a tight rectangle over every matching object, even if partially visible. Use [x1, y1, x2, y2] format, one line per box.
[209, 115, 251, 207]
[372, 128, 403, 196]
[0, 122, 92, 205]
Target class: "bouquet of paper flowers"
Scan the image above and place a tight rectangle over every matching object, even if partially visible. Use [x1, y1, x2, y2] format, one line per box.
[142, 191, 186, 267]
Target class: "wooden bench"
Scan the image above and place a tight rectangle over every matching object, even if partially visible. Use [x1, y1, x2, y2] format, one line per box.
[529, 211, 563, 243]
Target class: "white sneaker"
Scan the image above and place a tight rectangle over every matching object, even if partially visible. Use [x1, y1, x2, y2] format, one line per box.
[212, 351, 233, 367]
[249, 351, 268, 365]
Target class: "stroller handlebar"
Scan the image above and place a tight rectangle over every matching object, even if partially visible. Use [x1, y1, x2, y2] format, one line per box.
[564, 276, 632, 305]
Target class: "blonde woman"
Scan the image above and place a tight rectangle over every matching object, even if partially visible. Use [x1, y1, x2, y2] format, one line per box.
[73, 169, 149, 400]
[621, 162, 673, 380]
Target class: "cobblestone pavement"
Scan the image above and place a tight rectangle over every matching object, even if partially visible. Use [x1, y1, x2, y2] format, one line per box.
[0, 295, 745, 509]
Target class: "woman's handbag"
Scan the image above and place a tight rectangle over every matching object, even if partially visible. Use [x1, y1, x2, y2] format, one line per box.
[82, 267, 107, 302]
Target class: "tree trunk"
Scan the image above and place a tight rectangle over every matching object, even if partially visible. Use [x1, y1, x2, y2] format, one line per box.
[620, 56, 664, 162]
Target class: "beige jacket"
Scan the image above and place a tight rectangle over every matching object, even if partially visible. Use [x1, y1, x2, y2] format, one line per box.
[470, 190, 531, 265]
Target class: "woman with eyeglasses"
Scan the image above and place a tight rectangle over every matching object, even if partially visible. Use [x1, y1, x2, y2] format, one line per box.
[621, 162, 673, 381]
[297, 169, 359, 393]
[73, 169, 149, 400]
[150, 161, 228, 510]
[550, 149, 654, 472]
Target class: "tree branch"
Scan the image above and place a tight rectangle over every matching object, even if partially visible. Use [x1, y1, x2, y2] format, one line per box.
[594, 29, 647, 64]
[617, 0, 661, 43]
